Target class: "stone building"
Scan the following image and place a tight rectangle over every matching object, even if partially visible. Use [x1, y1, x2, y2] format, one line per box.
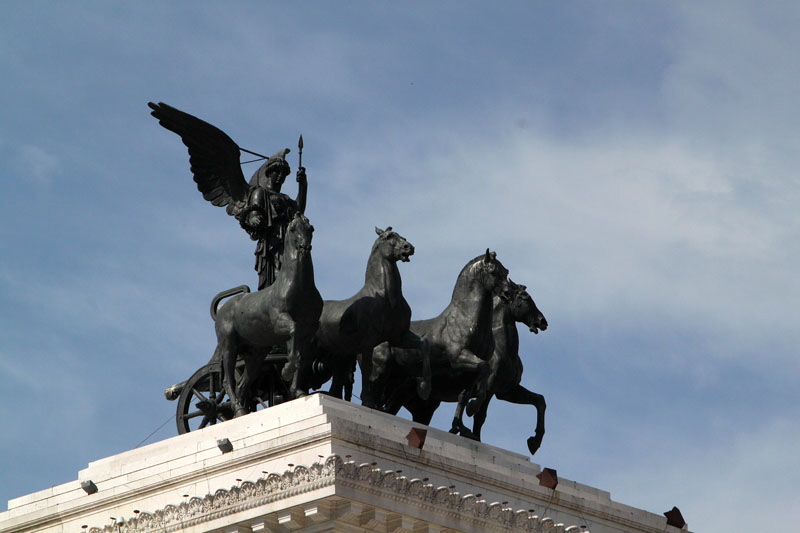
[0, 395, 687, 533]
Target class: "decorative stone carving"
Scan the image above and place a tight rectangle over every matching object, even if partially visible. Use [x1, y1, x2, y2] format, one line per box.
[86, 455, 582, 533]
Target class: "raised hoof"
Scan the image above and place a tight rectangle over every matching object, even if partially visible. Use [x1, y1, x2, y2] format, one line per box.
[416, 378, 431, 400]
[527, 435, 543, 455]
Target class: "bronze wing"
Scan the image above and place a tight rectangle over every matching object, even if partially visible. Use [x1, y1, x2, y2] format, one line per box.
[148, 102, 249, 215]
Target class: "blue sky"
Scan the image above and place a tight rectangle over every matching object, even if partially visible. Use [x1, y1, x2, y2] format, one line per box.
[2, 2, 799, 530]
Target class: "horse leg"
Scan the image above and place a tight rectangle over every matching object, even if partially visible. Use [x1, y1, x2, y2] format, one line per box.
[288, 334, 313, 399]
[495, 385, 546, 455]
[328, 357, 344, 399]
[237, 355, 261, 413]
[221, 341, 247, 417]
[358, 347, 377, 408]
[418, 338, 431, 400]
[369, 342, 391, 408]
[330, 356, 355, 401]
[288, 335, 303, 398]
[344, 357, 355, 402]
[273, 314, 303, 398]
[449, 389, 477, 440]
[450, 349, 490, 419]
[408, 396, 439, 426]
[389, 332, 431, 401]
[472, 394, 493, 441]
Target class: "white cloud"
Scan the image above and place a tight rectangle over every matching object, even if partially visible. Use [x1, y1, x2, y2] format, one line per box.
[17, 144, 59, 184]
[310, 118, 799, 368]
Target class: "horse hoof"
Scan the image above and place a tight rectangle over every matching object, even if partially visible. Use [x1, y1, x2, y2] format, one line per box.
[460, 428, 478, 441]
[234, 407, 248, 418]
[527, 435, 542, 455]
[416, 378, 431, 400]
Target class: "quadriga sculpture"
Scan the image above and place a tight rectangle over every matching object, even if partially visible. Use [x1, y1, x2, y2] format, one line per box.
[213, 213, 322, 415]
[312, 227, 429, 408]
[371, 250, 509, 436]
[381, 280, 548, 454]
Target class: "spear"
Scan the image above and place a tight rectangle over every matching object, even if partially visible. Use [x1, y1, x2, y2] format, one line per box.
[296, 134, 307, 213]
[297, 134, 304, 170]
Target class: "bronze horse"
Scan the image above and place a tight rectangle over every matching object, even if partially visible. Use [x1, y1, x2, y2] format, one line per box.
[457, 280, 549, 453]
[311, 227, 429, 407]
[372, 250, 509, 435]
[379, 280, 548, 453]
[212, 213, 322, 415]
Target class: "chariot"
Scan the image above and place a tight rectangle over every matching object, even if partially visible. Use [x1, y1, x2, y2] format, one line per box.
[164, 285, 328, 435]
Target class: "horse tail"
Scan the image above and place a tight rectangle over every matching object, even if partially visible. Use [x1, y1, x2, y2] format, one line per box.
[210, 285, 251, 321]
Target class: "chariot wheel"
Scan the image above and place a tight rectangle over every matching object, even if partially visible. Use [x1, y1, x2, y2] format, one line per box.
[176, 363, 235, 435]
[175, 355, 293, 435]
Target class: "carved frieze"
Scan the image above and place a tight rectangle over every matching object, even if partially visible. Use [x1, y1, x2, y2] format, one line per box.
[86, 455, 584, 533]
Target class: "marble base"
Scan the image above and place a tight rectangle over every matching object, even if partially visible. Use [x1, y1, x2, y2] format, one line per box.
[0, 395, 685, 533]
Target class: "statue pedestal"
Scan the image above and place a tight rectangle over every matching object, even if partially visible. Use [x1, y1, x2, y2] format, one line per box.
[0, 395, 684, 533]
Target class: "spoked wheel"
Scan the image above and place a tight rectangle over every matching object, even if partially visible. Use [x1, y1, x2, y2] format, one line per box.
[176, 363, 234, 435]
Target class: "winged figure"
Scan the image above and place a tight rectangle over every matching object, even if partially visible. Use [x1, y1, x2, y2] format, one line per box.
[148, 102, 307, 290]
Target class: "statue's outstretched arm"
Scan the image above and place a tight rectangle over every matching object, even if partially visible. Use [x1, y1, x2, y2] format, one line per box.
[296, 166, 307, 214]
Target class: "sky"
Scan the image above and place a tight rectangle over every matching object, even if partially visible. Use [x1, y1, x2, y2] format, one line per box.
[1, 2, 799, 530]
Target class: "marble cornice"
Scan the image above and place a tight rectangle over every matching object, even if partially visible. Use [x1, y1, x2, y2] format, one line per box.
[87, 455, 585, 533]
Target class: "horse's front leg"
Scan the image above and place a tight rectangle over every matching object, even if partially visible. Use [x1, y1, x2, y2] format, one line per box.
[358, 347, 377, 409]
[472, 394, 493, 441]
[220, 341, 246, 417]
[450, 348, 490, 419]
[449, 388, 477, 440]
[328, 357, 344, 399]
[274, 313, 302, 398]
[368, 342, 391, 408]
[236, 355, 261, 413]
[495, 385, 546, 455]
[291, 335, 315, 398]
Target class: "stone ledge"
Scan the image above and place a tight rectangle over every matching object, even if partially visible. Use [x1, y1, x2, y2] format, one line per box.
[0, 394, 686, 533]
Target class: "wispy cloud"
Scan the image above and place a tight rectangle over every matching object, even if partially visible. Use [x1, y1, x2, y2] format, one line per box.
[16, 144, 59, 185]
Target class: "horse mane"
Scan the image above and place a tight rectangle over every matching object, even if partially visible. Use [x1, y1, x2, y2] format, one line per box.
[451, 254, 488, 299]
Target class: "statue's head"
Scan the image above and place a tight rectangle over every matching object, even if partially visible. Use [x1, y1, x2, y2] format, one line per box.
[251, 148, 291, 191]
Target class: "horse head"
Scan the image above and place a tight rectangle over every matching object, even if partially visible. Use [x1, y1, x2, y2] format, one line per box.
[374, 226, 415, 263]
[481, 249, 510, 296]
[453, 249, 511, 302]
[508, 280, 548, 334]
[286, 212, 314, 257]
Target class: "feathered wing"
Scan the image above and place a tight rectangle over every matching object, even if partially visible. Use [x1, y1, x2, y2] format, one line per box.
[148, 102, 249, 214]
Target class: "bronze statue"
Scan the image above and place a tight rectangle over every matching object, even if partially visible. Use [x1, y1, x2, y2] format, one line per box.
[148, 102, 307, 290]
[379, 279, 548, 454]
[311, 227, 430, 408]
[372, 251, 510, 436]
[212, 213, 322, 412]
[150, 103, 554, 456]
